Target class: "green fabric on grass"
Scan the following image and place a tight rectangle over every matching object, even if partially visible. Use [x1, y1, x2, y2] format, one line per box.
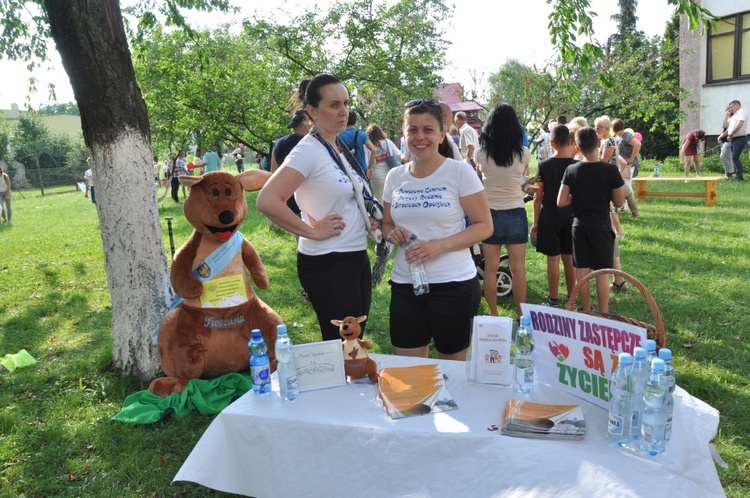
[0, 349, 37, 373]
[112, 372, 252, 424]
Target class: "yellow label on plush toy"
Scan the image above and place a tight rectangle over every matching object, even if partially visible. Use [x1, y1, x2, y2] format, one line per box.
[200, 275, 248, 308]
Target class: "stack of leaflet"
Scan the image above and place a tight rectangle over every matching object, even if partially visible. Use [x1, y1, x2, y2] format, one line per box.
[501, 399, 586, 440]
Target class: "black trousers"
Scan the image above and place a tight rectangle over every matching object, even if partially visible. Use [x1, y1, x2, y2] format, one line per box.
[297, 250, 372, 342]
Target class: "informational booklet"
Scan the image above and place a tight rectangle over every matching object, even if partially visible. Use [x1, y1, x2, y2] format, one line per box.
[378, 364, 457, 419]
[466, 316, 513, 386]
[501, 399, 586, 440]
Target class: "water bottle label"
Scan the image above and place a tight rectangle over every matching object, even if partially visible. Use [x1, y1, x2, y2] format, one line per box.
[251, 364, 270, 386]
[641, 422, 655, 443]
[524, 367, 534, 383]
[608, 413, 624, 436]
[285, 374, 299, 391]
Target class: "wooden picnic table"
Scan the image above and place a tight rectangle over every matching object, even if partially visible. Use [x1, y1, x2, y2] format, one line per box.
[633, 176, 726, 206]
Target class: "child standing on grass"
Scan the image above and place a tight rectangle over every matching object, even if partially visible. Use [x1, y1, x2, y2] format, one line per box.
[531, 124, 577, 308]
[557, 127, 625, 313]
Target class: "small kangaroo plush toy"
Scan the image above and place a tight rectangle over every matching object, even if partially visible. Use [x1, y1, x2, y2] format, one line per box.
[331, 315, 378, 382]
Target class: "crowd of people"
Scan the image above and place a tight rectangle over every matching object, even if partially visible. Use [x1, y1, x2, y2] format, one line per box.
[69, 75, 743, 360]
[254, 73, 669, 360]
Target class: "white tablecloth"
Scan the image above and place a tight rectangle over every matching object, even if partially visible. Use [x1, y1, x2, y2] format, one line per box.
[174, 354, 724, 497]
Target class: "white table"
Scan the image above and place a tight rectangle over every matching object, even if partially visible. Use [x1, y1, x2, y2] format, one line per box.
[174, 354, 725, 497]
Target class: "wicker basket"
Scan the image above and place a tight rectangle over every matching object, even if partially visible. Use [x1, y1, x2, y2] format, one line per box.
[564, 269, 667, 349]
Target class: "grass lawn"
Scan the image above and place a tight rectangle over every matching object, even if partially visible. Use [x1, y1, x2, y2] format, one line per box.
[0, 163, 748, 496]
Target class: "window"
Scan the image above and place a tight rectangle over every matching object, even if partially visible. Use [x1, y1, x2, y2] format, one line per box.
[707, 11, 750, 83]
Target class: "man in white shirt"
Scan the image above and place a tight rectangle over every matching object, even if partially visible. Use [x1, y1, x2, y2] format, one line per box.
[723, 99, 748, 181]
[455, 111, 478, 167]
[439, 102, 462, 160]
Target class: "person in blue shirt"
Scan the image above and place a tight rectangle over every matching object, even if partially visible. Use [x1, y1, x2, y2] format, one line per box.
[338, 110, 376, 177]
[202, 148, 221, 173]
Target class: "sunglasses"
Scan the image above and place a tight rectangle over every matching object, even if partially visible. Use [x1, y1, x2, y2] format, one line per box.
[405, 99, 440, 108]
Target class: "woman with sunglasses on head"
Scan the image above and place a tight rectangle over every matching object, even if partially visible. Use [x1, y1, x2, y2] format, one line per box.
[474, 102, 531, 318]
[257, 74, 379, 342]
[381, 99, 492, 360]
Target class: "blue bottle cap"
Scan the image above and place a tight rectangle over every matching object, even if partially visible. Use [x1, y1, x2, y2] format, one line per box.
[277, 324, 288, 335]
[251, 329, 261, 338]
[633, 347, 647, 359]
[520, 315, 531, 326]
[618, 352, 633, 365]
[658, 348, 672, 360]
[646, 339, 656, 352]
[651, 358, 665, 373]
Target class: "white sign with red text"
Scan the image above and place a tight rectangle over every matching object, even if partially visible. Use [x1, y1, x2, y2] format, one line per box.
[520, 304, 648, 410]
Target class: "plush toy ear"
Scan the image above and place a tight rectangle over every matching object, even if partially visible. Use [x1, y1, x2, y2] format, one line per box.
[331, 319, 343, 326]
[237, 170, 272, 192]
[179, 174, 204, 187]
[356, 315, 367, 323]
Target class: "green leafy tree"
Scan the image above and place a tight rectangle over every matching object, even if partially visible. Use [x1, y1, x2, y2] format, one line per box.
[487, 59, 566, 141]
[134, 0, 451, 157]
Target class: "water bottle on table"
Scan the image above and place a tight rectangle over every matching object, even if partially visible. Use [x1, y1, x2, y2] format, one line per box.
[513, 315, 534, 394]
[640, 358, 674, 456]
[275, 324, 299, 401]
[658, 348, 675, 394]
[404, 232, 429, 295]
[645, 339, 657, 367]
[654, 162, 660, 177]
[630, 347, 649, 439]
[249, 329, 271, 394]
[608, 352, 634, 447]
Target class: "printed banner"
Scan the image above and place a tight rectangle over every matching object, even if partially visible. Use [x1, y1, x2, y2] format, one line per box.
[520, 304, 647, 410]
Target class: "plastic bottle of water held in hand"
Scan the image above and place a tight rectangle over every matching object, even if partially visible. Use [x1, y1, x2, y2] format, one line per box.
[275, 324, 299, 401]
[608, 353, 634, 447]
[640, 358, 674, 456]
[645, 339, 657, 367]
[630, 347, 649, 439]
[404, 232, 429, 295]
[248, 329, 271, 394]
[658, 348, 676, 394]
[513, 315, 535, 394]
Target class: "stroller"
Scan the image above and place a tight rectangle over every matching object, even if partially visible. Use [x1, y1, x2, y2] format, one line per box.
[471, 243, 513, 297]
[471, 191, 535, 299]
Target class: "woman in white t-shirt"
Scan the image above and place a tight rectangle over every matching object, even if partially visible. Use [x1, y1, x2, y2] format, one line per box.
[257, 74, 378, 342]
[381, 99, 492, 361]
[474, 102, 530, 318]
[364, 123, 401, 201]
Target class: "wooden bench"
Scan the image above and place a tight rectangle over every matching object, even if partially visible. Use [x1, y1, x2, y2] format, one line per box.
[632, 176, 726, 207]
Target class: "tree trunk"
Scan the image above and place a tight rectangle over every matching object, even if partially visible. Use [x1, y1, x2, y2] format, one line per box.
[44, 0, 169, 379]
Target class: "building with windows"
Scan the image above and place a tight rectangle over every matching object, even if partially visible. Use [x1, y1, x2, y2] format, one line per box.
[435, 83, 486, 130]
[681, 1, 750, 147]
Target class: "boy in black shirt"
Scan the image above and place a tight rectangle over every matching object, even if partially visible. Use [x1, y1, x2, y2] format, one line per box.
[531, 125, 577, 308]
[557, 127, 624, 312]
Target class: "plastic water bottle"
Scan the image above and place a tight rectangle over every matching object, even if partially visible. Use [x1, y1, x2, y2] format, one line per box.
[654, 163, 660, 177]
[608, 353, 634, 447]
[404, 232, 429, 295]
[630, 347, 649, 439]
[400, 138, 406, 155]
[275, 324, 299, 401]
[640, 358, 674, 456]
[658, 348, 676, 394]
[249, 329, 271, 394]
[513, 315, 534, 393]
[645, 339, 657, 367]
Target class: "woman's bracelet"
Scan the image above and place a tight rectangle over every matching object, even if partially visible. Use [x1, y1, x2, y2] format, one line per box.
[386, 228, 396, 242]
